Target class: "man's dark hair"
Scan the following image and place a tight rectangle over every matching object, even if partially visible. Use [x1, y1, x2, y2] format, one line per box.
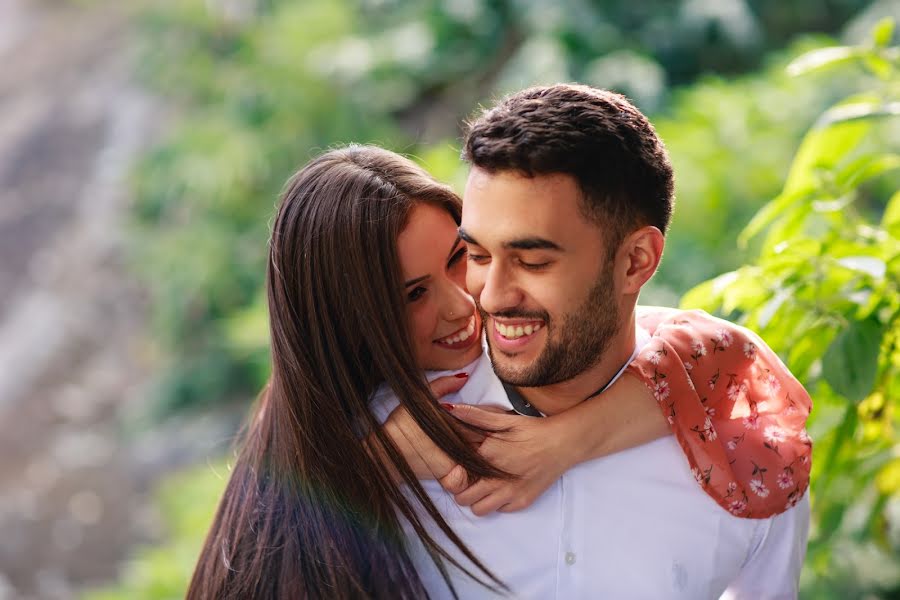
[462, 84, 675, 252]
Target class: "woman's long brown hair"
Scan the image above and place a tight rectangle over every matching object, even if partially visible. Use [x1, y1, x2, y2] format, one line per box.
[186, 145, 510, 599]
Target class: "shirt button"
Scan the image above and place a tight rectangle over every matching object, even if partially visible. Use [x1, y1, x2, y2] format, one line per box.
[565, 552, 576, 565]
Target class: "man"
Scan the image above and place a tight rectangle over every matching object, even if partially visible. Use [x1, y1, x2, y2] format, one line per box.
[378, 84, 810, 598]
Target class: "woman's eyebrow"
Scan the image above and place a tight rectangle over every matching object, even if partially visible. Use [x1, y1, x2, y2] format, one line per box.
[446, 234, 463, 260]
[404, 274, 429, 288]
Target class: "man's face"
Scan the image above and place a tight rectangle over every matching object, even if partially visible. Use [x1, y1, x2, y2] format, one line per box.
[460, 168, 622, 386]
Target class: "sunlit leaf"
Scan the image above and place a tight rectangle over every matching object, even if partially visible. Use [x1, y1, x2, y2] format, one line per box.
[871, 17, 895, 49]
[816, 99, 900, 128]
[835, 153, 900, 190]
[862, 53, 893, 80]
[786, 46, 860, 77]
[679, 277, 725, 313]
[783, 109, 872, 195]
[875, 458, 900, 495]
[835, 256, 887, 279]
[738, 187, 816, 247]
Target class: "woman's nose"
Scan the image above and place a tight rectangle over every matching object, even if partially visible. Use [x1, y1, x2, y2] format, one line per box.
[441, 279, 475, 321]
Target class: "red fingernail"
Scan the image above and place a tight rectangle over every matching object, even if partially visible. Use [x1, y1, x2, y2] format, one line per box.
[454, 373, 469, 379]
[441, 403, 455, 411]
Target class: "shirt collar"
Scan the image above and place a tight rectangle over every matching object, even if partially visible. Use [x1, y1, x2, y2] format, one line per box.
[505, 324, 653, 417]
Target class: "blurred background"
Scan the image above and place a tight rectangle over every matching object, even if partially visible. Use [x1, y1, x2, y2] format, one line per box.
[1, 0, 899, 598]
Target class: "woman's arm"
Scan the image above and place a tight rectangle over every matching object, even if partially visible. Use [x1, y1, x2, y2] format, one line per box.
[446, 373, 667, 515]
[383, 308, 812, 519]
[628, 307, 812, 518]
[369, 374, 480, 488]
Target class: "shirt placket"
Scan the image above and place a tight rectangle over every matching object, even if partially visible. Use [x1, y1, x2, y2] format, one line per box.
[555, 471, 580, 598]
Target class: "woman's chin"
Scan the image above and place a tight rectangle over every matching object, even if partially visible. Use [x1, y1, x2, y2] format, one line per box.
[420, 334, 484, 371]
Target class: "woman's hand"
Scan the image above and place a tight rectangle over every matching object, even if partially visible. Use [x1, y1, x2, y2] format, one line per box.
[381, 374, 479, 492]
[444, 405, 570, 516]
[445, 374, 667, 516]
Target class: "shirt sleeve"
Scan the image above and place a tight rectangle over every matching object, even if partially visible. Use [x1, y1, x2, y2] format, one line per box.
[628, 307, 812, 518]
[719, 491, 811, 599]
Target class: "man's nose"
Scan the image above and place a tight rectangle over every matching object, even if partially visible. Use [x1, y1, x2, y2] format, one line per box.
[477, 262, 519, 315]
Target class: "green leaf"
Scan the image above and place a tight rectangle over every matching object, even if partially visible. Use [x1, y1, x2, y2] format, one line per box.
[822, 316, 885, 403]
[882, 190, 900, 235]
[787, 321, 837, 380]
[783, 111, 871, 196]
[835, 153, 900, 191]
[817, 500, 848, 544]
[871, 17, 895, 48]
[816, 98, 900, 128]
[818, 401, 859, 492]
[834, 256, 887, 280]
[862, 53, 893, 80]
[786, 46, 860, 77]
[679, 273, 729, 312]
[875, 458, 900, 495]
[738, 187, 816, 247]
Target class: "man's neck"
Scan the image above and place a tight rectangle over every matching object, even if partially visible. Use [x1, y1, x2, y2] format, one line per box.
[517, 315, 637, 416]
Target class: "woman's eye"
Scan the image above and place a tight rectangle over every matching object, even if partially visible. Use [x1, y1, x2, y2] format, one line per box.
[407, 286, 427, 302]
[448, 246, 467, 266]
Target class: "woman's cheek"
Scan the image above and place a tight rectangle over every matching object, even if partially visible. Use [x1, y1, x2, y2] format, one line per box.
[452, 262, 469, 292]
[408, 301, 437, 352]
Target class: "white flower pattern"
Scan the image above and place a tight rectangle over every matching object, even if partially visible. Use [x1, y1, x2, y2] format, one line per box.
[764, 425, 787, 444]
[777, 471, 794, 490]
[743, 342, 757, 360]
[749, 479, 770, 498]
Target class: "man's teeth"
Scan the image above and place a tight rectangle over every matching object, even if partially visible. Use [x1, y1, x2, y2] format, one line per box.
[495, 321, 542, 339]
[438, 317, 477, 345]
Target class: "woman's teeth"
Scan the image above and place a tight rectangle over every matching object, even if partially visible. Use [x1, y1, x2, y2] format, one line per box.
[437, 316, 477, 345]
[495, 321, 542, 339]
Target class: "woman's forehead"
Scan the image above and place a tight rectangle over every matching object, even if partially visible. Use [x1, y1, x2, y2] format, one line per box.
[396, 203, 460, 277]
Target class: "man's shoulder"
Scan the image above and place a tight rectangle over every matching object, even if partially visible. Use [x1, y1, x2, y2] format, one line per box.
[636, 305, 764, 347]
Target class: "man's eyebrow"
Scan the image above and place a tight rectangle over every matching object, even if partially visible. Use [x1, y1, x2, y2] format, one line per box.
[505, 237, 562, 251]
[404, 274, 429, 288]
[458, 228, 562, 252]
[458, 228, 479, 245]
[446, 234, 463, 261]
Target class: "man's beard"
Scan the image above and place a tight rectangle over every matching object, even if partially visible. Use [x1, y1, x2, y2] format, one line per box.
[482, 266, 620, 387]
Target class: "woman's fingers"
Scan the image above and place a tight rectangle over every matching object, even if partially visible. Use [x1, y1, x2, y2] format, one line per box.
[471, 491, 513, 517]
[444, 403, 515, 430]
[428, 373, 469, 398]
[455, 478, 498, 507]
[384, 405, 456, 479]
[439, 464, 469, 494]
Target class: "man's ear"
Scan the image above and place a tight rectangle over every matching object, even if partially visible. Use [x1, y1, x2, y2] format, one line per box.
[618, 226, 664, 294]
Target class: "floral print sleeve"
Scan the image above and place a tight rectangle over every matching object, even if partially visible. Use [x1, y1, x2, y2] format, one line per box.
[627, 306, 812, 518]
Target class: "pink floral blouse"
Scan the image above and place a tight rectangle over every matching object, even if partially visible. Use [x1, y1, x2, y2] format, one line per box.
[629, 307, 812, 518]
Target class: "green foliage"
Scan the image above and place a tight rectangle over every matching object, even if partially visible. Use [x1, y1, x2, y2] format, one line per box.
[132, 0, 406, 415]
[82, 463, 227, 600]
[682, 19, 900, 597]
[114, 3, 898, 596]
[132, 0, 881, 416]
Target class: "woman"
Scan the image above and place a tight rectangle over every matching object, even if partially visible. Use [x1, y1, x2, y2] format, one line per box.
[187, 145, 810, 599]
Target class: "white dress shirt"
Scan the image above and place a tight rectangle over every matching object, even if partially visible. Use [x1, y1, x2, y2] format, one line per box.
[369, 327, 810, 599]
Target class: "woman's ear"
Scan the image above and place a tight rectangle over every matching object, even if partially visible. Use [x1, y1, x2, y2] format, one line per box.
[619, 226, 664, 294]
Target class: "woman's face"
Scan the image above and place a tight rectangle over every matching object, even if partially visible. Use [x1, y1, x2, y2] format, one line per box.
[396, 202, 483, 371]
